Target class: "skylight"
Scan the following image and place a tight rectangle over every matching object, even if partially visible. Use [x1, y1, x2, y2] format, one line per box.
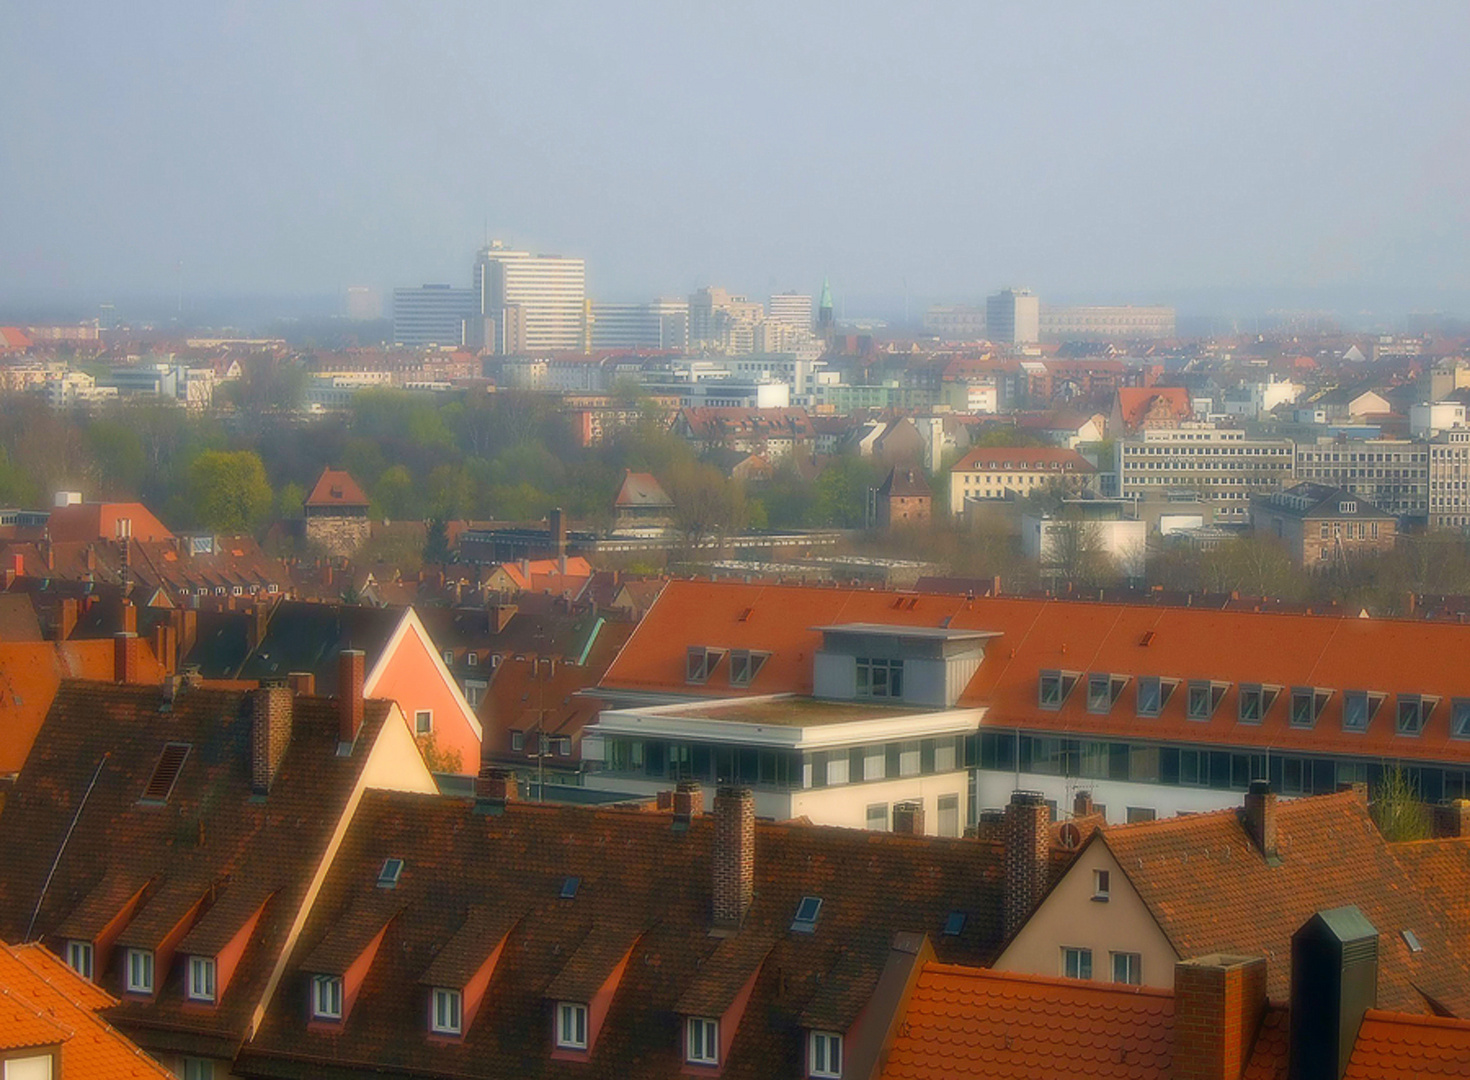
[377, 858, 404, 889]
[1402, 929, 1423, 953]
[790, 896, 822, 933]
[139, 743, 191, 804]
[943, 912, 967, 937]
[560, 876, 581, 899]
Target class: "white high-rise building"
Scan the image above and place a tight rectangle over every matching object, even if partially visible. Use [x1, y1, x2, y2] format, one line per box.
[767, 292, 814, 333]
[986, 288, 1041, 345]
[475, 242, 586, 354]
[590, 299, 690, 350]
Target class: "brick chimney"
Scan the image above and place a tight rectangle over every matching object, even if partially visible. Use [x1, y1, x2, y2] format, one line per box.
[712, 787, 755, 929]
[549, 507, 567, 559]
[152, 621, 176, 676]
[673, 780, 703, 826]
[338, 649, 365, 745]
[1243, 781, 1278, 860]
[287, 671, 315, 696]
[177, 608, 198, 658]
[247, 602, 269, 653]
[113, 631, 140, 684]
[250, 679, 294, 794]
[1173, 954, 1268, 1080]
[58, 597, 78, 642]
[1073, 790, 1095, 818]
[1432, 799, 1470, 839]
[892, 800, 925, 836]
[1003, 790, 1051, 938]
[120, 601, 137, 636]
[474, 765, 516, 812]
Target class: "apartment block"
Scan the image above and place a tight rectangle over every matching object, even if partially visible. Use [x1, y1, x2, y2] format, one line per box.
[1293, 438, 1428, 520]
[590, 298, 689, 350]
[1430, 427, 1470, 531]
[1116, 427, 1295, 522]
[949, 447, 1095, 514]
[1039, 304, 1176, 340]
[1249, 483, 1397, 568]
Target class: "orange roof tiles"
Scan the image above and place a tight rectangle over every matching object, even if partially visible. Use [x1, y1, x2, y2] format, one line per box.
[880, 962, 1176, 1080]
[1116, 387, 1192, 430]
[306, 467, 370, 508]
[47, 502, 173, 543]
[1345, 1009, 1470, 1078]
[0, 940, 171, 1077]
[498, 556, 593, 595]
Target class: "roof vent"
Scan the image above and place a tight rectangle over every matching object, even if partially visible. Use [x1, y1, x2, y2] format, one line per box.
[377, 858, 404, 889]
[140, 742, 191, 804]
[790, 896, 822, 933]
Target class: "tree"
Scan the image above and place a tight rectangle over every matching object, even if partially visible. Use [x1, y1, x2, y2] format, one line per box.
[1045, 513, 1114, 590]
[424, 517, 451, 564]
[276, 481, 306, 520]
[1371, 766, 1431, 842]
[663, 461, 747, 547]
[187, 450, 274, 533]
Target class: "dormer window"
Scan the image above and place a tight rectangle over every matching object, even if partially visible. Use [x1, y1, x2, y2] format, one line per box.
[466, 652, 478, 667]
[312, 975, 343, 1021]
[66, 940, 93, 980]
[686, 1016, 720, 1066]
[126, 948, 154, 994]
[443, 649, 455, 666]
[1039, 670, 1079, 711]
[729, 649, 769, 688]
[1397, 694, 1438, 736]
[1238, 684, 1279, 724]
[1290, 687, 1331, 729]
[1086, 673, 1127, 714]
[1452, 699, 1470, 740]
[1186, 681, 1228, 721]
[1135, 677, 1176, 718]
[557, 1002, 588, 1050]
[431, 987, 462, 1035]
[1340, 500, 1357, 513]
[810, 1030, 844, 1078]
[188, 956, 216, 1003]
[1343, 691, 1385, 733]
[686, 647, 725, 684]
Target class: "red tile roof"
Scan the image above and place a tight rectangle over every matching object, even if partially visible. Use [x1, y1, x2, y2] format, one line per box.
[951, 447, 1095, 473]
[879, 962, 1178, 1080]
[0, 940, 172, 1077]
[1345, 1009, 1470, 1078]
[306, 467, 370, 508]
[614, 471, 674, 509]
[1115, 387, 1193, 430]
[47, 503, 174, 544]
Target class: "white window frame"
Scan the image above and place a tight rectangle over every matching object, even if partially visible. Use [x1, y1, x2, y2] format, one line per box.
[66, 940, 93, 980]
[862, 746, 885, 781]
[1112, 951, 1142, 985]
[557, 1001, 588, 1050]
[443, 649, 455, 666]
[187, 955, 217, 1003]
[1062, 946, 1092, 980]
[415, 709, 433, 735]
[431, 987, 462, 1036]
[125, 948, 153, 994]
[686, 1016, 720, 1065]
[466, 652, 478, 667]
[312, 974, 343, 1021]
[810, 1029, 844, 1078]
[1092, 869, 1110, 901]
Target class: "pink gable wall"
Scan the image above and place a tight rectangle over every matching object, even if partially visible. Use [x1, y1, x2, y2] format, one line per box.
[371, 622, 480, 775]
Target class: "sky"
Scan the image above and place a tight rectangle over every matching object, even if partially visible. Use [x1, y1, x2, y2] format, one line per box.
[3, 1, 1469, 318]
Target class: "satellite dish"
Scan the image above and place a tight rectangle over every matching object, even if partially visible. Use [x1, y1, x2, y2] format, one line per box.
[1058, 821, 1082, 850]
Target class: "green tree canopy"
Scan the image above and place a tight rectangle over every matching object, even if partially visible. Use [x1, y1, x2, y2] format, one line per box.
[187, 450, 274, 533]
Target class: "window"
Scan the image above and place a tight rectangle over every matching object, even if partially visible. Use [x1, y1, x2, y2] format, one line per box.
[1454, 699, 1470, 740]
[415, 710, 433, 735]
[510, 730, 524, 752]
[1112, 952, 1142, 985]
[1086, 673, 1111, 713]
[1092, 869, 1110, 901]
[729, 649, 769, 688]
[1126, 807, 1157, 824]
[557, 1002, 588, 1049]
[66, 940, 92, 980]
[442, 649, 455, 665]
[863, 746, 885, 781]
[377, 857, 404, 888]
[866, 803, 888, 831]
[686, 647, 724, 684]
[431, 988, 462, 1035]
[312, 975, 343, 1020]
[791, 896, 823, 933]
[943, 911, 967, 936]
[182, 1060, 214, 1080]
[464, 680, 487, 708]
[1187, 681, 1227, 720]
[898, 741, 921, 777]
[1343, 691, 1384, 732]
[1290, 688, 1330, 729]
[687, 1017, 719, 1065]
[125, 949, 153, 994]
[188, 956, 216, 1002]
[1398, 694, 1437, 736]
[937, 794, 960, 838]
[1238, 684, 1278, 723]
[1039, 670, 1079, 710]
[826, 755, 849, 786]
[810, 1031, 843, 1078]
[466, 652, 478, 667]
[140, 742, 192, 804]
[1062, 947, 1093, 980]
[857, 657, 903, 699]
[1135, 677, 1175, 718]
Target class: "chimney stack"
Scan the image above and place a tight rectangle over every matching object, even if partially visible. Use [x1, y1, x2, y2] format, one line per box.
[892, 800, 925, 836]
[120, 601, 137, 636]
[1289, 907, 1379, 1080]
[712, 787, 755, 929]
[287, 671, 315, 696]
[250, 679, 294, 794]
[247, 602, 269, 653]
[338, 649, 365, 746]
[549, 507, 567, 559]
[58, 597, 78, 642]
[1244, 781, 1278, 861]
[113, 631, 140, 684]
[1003, 790, 1051, 938]
[1173, 955, 1268, 1080]
[673, 780, 703, 826]
[1432, 799, 1470, 839]
[474, 765, 516, 812]
[1073, 790, 1095, 818]
[152, 621, 177, 676]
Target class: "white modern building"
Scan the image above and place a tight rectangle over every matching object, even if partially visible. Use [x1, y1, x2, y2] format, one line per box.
[476, 242, 587, 354]
[1116, 427, 1295, 522]
[1294, 438, 1429, 520]
[986, 289, 1041, 345]
[1039, 305, 1176, 341]
[392, 285, 477, 348]
[1412, 401, 1468, 438]
[708, 354, 837, 407]
[1023, 511, 1147, 579]
[767, 292, 814, 333]
[589, 299, 690, 350]
[1222, 378, 1302, 420]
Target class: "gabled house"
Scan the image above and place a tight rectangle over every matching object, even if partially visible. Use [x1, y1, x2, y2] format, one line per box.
[304, 468, 372, 557]
[870, 466, 932, 529]
[1109, 387, 1193, 437]
[0, 668, 437, 1078]
[612, 471, 675, 535]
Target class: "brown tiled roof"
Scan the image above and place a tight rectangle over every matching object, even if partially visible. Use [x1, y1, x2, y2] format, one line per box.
[306, 468, 370, 508]
[418, 906, 522, 989]
[1390, 837, 1470, 946]
[673, 931, 775, 1017]
[237, 792, 1011, 1079]
[1101, 791, 1470, 1014]
[0, 681, 395, 1060]
[545, 922, 646, 1003]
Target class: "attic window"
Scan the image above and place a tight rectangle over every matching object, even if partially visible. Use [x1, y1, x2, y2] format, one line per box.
[560, 876, 581, 900]
[1039, 670, 1080, 711]
[729, 649, 769, 688]
[686, 647, 725, 685]
[1402, 929, 1423, 953]
[1452, 699, 1470, 740]
[1187, 681, 1229, 721]
[1085, 673, 1127, 714]
[1343, 691, 1386, 733]
[1238, 684, 1279, 724]
[1340, 501, 1357, 514]
[1289, 687, 1331, 729]
[1397, 694, 1438, 736]
[377, 858, 404, 889]
[140, 743, 192, 804]
[790, 896, 822, 933]
[942, 912, 966, 937]
[1135, 677, 1177, 718]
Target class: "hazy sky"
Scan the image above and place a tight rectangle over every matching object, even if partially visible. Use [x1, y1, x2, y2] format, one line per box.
[3, 2, 1469, 313]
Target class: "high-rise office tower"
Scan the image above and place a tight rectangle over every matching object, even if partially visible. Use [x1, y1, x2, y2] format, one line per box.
[986, 288, 1041, 345]
[392, 284, 477, 347]
[688, 287, 764, 353]
[475, 241, 587, 354]
[590, 299, 690, 350]
[767, 292, 814, 333]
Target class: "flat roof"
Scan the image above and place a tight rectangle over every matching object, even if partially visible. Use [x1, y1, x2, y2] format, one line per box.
[811, 623, 1002, 642]
[652, 697, 937, 727]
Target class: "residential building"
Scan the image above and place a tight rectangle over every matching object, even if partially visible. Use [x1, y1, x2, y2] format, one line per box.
[1292, 438, 1429, 520]
[1109, 387, 1194, 437]
[766, 292, 813, 333]
[392, 285, 476, 348]
[673, 407, 816, 461]
[613, 471, 675, 535]
[1430, 428, 1470, 531]
[1412, 400, 1467, 437]
[706, 355, 835, 407]
[1023, 502, 1147, 578]
[854, 418, 926, 467]
[922, 304, 986, 340]
[948, 447, 1095, 514]
[986, 288, 1040, 346]
[47, 495, 173, 543]
[1116, 427, 1295, 522]
[0, 674, 437, 1078]
[1222, 376, 1301, 420]
[589, 298, 689, 350]
[1312, 385, 1392, 422]
[303, 467, 372, 556]
[475, 242, 588, 354]
[43, 370, 118, 409]
[687, 287, 764, 353]
[498, 356, 610, 393]
[870, 466, 933, 529]
[1039, 304, 1176, 341]
[1250, 483, 1397, 568]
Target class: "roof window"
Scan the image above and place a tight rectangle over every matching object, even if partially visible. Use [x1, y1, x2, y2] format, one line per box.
[729, 649, 769, 689]
[942, 912, 966, 937]
[1289, 687, 1332, 729]
[377, 858, 404, 889]
[560, 876, 581, 900]
[1186, 681, 1229, 721]
[140, 742, 191, 804]
[1086, 673, 1128, 715]
[1342, 691, 1386, 733]
[1039, 670, 1080, 711]
[1452, 699, 1470, 740]
[790, 896, 822, 933]
[1237, 684, 1280, 724]
[1397, 694, 1438, 736]
[686, 646, 725, 685]
[1402, 929, 1423, 953]
[1135, 677, 1177, 718]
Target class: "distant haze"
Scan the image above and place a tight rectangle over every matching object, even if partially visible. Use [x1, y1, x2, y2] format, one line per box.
[3, 2, 1469, 319]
